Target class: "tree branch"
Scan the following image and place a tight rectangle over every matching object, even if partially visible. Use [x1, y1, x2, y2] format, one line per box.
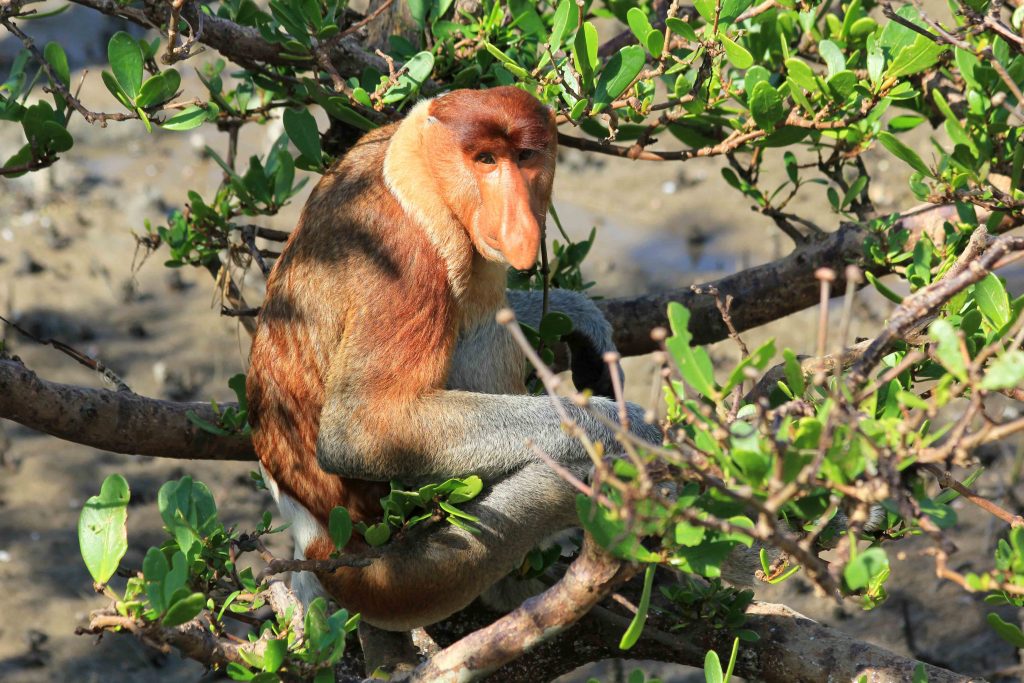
[406, 537, 636, 682]
[600, 204, 1022, 357]
[68, 0, 398, 85]
[0, 358, 254, 461]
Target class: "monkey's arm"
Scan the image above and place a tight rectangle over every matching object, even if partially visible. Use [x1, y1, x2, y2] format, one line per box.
[506, 288, 619, 396]
[318, 386, 659, 484]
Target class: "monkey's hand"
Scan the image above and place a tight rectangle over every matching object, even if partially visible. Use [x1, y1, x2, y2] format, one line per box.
[506, 288, 620, 398]
[565, 328, 620, 397]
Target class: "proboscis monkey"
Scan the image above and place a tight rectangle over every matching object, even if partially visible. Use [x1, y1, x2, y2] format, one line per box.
[248, 87, 661, 631]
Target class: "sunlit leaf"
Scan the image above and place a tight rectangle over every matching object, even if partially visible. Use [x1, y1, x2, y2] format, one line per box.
[78, 474, 130, 585]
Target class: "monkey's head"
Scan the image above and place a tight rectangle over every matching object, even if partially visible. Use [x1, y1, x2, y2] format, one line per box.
[423, 87, 557, 271]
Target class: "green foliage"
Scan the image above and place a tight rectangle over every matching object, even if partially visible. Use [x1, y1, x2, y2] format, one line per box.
[78, 475, 355, 680]
[78, 474, 130, 585]
[345, 475, 485, 547]
[186, 373, 252, 436]
[19, 0, 1024, 671]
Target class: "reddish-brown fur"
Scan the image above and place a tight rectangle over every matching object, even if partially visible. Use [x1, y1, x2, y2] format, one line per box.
[248, 87, 555, 624]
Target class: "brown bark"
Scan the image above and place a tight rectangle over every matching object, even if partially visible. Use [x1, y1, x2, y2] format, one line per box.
[0, 358, 254, 461]
[67, 0, 392, 74]
[406, 538, 636, 682]
[689, 601, 981, 683]
[600, 204, 1018, 357]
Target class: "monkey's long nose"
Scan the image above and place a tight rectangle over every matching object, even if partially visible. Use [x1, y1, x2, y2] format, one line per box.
[493, 166, 541, 270]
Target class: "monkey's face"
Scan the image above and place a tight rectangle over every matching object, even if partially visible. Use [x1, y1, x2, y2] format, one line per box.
[425, 87, 557, 271]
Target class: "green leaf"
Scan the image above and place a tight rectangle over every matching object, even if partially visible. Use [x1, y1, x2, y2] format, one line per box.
[448, 475, 483, 504]
[975, 273, 1011, 328]
[619, 564, 655, 650]
[136, 69, 181, 108]
[484, 42, 531, 80]
[321, 97, 376, 132]
[826, 70, 858, 100]
[626, 7, 653, 43]
[283, 108, 322, 168]
[101, 70, 133, 110]
[382, 51, 435, 103]
[328, 506, 353, 550]
[785, 58, 817, 92]
[722, 339, 775, 394]
[646, 29, 665, 58]
[162, 105, 207, 131]
[665, 302, 718, 398]
[408, 0, 428, 27]
[143, 547, 170, 612]
[43, 42, 70, 108]
[876, 131, 932, 177]
[981, 351, 1024, 391]
[886, 35, 946, 78]
[844, 546, 888, 591]
[864, 271, 904, 304]
[78, 474, 130, 585]
[549, 0, 579, 50]
[704, 649, 724, 683]
[593, 45, 645, 113]
[107, 32, 143, 100]
[666, 17, 698, 42]
[263, 638, 287, 673]
[748, 81, 784, 130]
[782, 348, 805, 395]
[721, 34, 753, 69]
[675, 520, 707, 546]
[818, 39, 846, 77]
[573, 22, 599, 90]
[363, 522, 391, 547]
[576, 495, 660, 562]
[158, 477, 220, 558]
[988, 612, 1024, 647]
[717, 0, 753, 24]
[439, 499, 479, 522]
[163, 592, 206, 627]
[930, 319, 967, 381]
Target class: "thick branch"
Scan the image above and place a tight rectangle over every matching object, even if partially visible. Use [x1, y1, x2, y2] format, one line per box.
[1, 204, 1018, 464]
[601, 204, 1021, 357]
[416, 588, 971, 683]
[407, 538, 635, 682]
[68, 0, 393, 80]
[0, 358, 254, 461]
[685, 601, 975, 682]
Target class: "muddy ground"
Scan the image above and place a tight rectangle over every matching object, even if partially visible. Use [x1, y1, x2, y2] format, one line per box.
[1, 9, 1023, 683]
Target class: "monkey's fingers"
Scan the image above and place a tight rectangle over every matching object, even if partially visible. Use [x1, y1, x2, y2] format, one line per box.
[565, 330, 619, 397]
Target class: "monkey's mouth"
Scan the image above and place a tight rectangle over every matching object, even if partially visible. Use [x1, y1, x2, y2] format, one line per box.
[479, 234, 508, 265]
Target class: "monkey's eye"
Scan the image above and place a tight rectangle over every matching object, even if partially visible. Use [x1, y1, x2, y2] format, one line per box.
[518, 149, 536, 163]
[476, 152, 496, 165]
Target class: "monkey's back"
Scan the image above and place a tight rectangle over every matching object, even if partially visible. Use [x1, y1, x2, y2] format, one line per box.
[247, 122, 432, 526]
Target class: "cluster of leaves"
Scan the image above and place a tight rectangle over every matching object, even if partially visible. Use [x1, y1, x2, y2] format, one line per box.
[573, 234, 1024, 649]
[328, 475, 486, 549]
[0, 45, 73, 173]
[78, 474, 358, 682]
[8, 0, 1022, 675]
[187, 373, 252, 436]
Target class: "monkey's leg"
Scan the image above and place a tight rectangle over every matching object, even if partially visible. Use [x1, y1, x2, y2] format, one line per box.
[358, 622, 419, 674]
[315, 463, 582, 631]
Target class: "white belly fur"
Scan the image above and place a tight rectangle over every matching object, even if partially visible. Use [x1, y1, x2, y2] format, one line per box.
[259, 464, 330, 605]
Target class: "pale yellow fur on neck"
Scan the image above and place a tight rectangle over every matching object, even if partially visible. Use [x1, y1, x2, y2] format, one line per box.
[383, 100, 474, 298]
[458, 254, 509, 333]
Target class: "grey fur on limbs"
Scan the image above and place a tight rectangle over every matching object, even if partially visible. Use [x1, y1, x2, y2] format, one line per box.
[315, 288, 661, 484]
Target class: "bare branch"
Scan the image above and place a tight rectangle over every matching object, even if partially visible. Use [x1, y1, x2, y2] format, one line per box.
[406, 537, 635, 682]
[0, 358, 255, 461]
